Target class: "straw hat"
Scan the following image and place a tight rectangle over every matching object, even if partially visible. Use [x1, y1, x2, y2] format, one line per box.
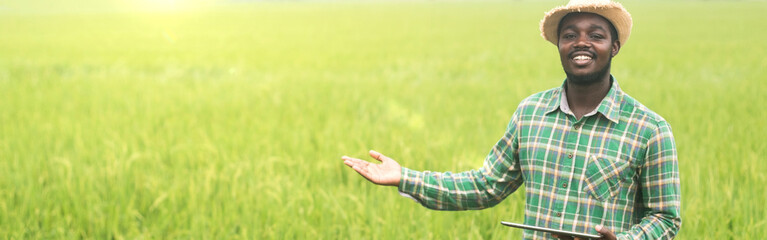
[540, 0, 632, 46]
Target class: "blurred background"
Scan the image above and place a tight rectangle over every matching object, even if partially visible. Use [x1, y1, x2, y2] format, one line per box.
[1, 0, 765, 239]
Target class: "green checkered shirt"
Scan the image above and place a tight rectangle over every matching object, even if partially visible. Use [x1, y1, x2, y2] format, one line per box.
[398, 78, 681, 239]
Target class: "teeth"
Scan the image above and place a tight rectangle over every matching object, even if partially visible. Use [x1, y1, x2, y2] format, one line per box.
[573, 55, 592, 60]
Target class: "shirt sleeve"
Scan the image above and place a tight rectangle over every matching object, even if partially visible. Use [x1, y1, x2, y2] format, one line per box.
[616, 121, 682, 240]
[397, 112, 524, 210]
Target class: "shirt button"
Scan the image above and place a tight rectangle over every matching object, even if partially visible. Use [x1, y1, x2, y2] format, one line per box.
[562, 183, 568, 188]
[574, 124, 580, 130]
[568, 153, 573, 159]
[556, 212, 562, 217]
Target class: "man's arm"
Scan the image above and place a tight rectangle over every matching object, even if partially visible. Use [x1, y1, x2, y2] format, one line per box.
[342, 112, 524, 210]
[396, 129, 523, 210]
[616, 121, 682, 240]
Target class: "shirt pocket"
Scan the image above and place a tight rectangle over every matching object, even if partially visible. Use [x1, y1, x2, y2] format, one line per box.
[582, 154, 631, 202]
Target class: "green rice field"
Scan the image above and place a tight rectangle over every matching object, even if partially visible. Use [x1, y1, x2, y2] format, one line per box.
[1, 0, 765, 239]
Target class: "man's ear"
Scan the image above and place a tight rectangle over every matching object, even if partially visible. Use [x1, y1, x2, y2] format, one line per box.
[611, 40, 621, 57]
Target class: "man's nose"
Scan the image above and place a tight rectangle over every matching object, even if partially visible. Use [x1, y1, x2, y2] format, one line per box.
[573, 35, 591, 49]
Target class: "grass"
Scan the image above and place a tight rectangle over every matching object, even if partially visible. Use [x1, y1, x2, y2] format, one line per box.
[0, 0, 765, 239]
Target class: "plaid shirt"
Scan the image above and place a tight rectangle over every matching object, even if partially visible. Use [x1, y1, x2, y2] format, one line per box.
[398, 78, 681, 239]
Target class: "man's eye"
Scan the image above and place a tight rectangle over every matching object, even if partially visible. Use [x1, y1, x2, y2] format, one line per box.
[563, 34, 576, 39]
[591, 34, 605, 39]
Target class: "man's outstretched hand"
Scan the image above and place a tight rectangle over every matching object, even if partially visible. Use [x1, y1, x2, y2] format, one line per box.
[342, 150, 401, 186]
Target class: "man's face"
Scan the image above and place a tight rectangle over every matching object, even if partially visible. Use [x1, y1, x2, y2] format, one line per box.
[557, 13, 620, 85]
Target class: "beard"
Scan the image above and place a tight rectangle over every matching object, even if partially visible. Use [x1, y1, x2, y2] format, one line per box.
[565, 56, 612, 86]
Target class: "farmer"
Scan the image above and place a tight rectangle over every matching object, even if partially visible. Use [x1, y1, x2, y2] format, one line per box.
[341, 0, 681, 239]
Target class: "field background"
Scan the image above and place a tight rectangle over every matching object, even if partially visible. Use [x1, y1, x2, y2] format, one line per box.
[1, 0, 765, 239]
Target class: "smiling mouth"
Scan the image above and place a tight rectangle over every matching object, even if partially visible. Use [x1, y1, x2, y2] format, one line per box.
[573, 55, 591, 60]
[571, 54, 594, 66]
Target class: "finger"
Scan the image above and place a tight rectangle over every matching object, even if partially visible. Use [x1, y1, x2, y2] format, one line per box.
[595, 225, 616, 240]
[368, 150, 390, 162]
[342, 156, 367, 164]
[342, 157, 371, 168]
[343, 159, 356, 168]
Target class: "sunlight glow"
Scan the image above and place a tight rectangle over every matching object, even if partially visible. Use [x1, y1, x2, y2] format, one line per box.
[134, 0, 213, 12]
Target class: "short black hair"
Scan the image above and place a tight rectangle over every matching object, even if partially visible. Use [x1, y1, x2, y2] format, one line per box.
[557, 12, 619, 43]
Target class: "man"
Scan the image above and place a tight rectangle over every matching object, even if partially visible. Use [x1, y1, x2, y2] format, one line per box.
[342, 0, 681, 239]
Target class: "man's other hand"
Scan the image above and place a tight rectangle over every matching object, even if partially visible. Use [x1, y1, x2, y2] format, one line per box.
[551, 225, 616, 240]
[342, 150, 401, 186]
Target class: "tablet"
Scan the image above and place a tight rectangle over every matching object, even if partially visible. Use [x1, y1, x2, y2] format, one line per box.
[501, 221, 601, 239]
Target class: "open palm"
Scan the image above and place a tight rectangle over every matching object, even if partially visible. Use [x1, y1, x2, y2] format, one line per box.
[342, 150, 401, 186]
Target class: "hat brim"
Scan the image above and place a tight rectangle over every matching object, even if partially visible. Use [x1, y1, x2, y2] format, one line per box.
[540, 2, 632, 46]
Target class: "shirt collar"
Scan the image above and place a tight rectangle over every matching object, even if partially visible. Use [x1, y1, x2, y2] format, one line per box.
[544, 76, 623, 123]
